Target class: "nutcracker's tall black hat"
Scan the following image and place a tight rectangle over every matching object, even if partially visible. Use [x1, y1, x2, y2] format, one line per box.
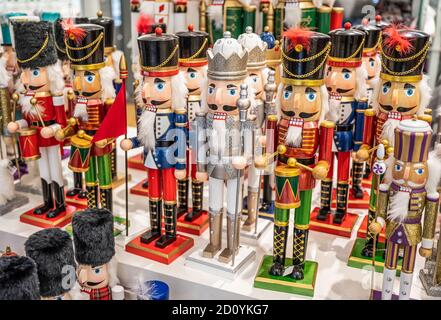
[0, 255, 40, 300]
[354, 20, 381, 58]
[138, 27, 179, 77]
[72, 208, 115, 266]
[281, 27, 331, 86]
[12, 20, 58, 69]
[74, 17, 90, 24]
[380, 25, 430, 83]
[54, 18, 68, 61]
[327, 22, 365, 68]
[374, 15, 390, 31]
[176, 24, 209, 67]
[25, 228, 76, 298]
[64, 23, 105, 70]
[89, 11, 115, 52]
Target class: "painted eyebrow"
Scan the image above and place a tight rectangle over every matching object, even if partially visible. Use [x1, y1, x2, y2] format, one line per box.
[284, 85, 293, 92]
[85, 71, 95, 76]
[154, 78, 165, 83]
[305, 87, 317, 93]
[187, 68, 197, 72]
[227, 84, 238, 89]
[384, 81, 392, 87]
[250, 73, 258, 76]
[209, 83, 216, 88]
[404, 83, 416, 89]
[369, 58, 375, 62]
[342, 68, 352, 73]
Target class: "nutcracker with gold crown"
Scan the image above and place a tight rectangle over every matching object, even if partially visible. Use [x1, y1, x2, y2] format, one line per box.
[6, 20, 74, 227]
[206, 0, 256, 43]
[369, 119, 439, 300]
[254, 28, 333, 296]
[354, 27, 432, 261]
[175, 24, 210, 228]
[314, 22, 368, 230]
[57, 23, 117, 212]
[122, 28, 194, 264]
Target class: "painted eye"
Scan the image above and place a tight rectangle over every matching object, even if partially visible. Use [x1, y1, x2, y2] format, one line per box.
[283, 90, 292, 100]
[394, 164, 402, 171]
[228, 89, 237, 96]
[85, 75, 95, 83]
[405, 88, 415, 97]
[32, 69, 40, 77]
[189, 72, 197, 79]
[208, 87, 215, 95]
[342, 72, 351, 80]
[155, 83, 165, 91]
[382, 84, 390, 95]
[415, 168, 424, 175]
[252, 76, 258, 83]
[306, 93, 317, 102]
[370, 60, 375, 68]
[94, 268, 101, 274]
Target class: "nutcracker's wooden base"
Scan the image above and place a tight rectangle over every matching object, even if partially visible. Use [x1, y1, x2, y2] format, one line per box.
[65, 192, 87, 209]
[362, 176, 373, 188]
[242, 201, 275, 221]
[254, 255, 318, 298]
[20, 205, 76, 229]
[126, 233, 194, 265]
[310, 208, 358, 238]
[356, 216, 386, 243]
[177, 209, 209, 236]
[331, 189, 370, 210]
[371, 290, 415, 300]
[347, 238, 402, 275]
[112, 173, 132, 189]
[130, 179, 149, 197]
[128, 154, 145, 171]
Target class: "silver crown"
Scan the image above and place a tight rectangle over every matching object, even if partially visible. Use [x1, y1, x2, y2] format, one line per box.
[238, 27, 267, 70]
[207, 31, 248, 80]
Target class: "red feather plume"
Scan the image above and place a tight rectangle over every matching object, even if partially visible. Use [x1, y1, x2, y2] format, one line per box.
[137, 14, 155, 35]
[62, 18, 86, 45]
[283, 27, 313, 53]
[383, 24, 414, 56]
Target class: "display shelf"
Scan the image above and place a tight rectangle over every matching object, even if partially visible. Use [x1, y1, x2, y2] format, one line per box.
[0, 130, 436, 300]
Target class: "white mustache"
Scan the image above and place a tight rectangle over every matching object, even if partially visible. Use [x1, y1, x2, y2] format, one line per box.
[393, 179, 425, 188]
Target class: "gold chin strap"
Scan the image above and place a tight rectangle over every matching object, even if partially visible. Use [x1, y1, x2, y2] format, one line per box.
[328, 37, 365, 63]
[179, 38, 208, 62]
[65, 33, 104, 63]
[16, 33, 49, 64]
[142, 44, 179, 71]
[282, 44, 331, 79]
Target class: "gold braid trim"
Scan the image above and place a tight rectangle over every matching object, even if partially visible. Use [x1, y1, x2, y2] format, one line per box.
[179, 39, 208, 62]
[380, 39, 430, 62]
[65, 34, 104, 63]
[282, 45, 330, 79]
[381, 44, 429, 77]
[328, 38, 365, 62]
[281, 42, 331, 63]
[17, 34, 49, 64]
[65, 33, 104, 51]
[142, 45, 179, 71]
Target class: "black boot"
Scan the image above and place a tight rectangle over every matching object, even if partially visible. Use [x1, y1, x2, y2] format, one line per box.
[177, 179, 189, 218]
[142, 179, 149, 189]
[269, 224, 288, 276]
[334, 183, 349, 225]
[141, 199, 162, 244]
[47, 182, 66, 219]
[86, 185, 99, 209]
[361, 209, 377, 258]
[291, 228, 309, 280]
[100, 188, 113, 212]
[363, 163, 371, 179]
[34, 179, 54, 215]
[185, 180, 204, 222]
[351, 161, 364, 199]
[156, 203, 177, 249]
[66, 172, 83, 197]
[317, 180, 332, 221]
[259, 175, 273, 213]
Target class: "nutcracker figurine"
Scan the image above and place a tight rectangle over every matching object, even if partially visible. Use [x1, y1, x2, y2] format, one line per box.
[25, 228, 76, 300]
[260, 26, 281, 87]
[0, 254, 40, 300]
[121, 27, 188, 249]
[7, 21, 68, 219]
[72, 208, 119, 300]
[317, 22, 367, 225]
[356, 27, 431, 258]
[175, 24, 209, 222]
[262, 28, 333, 282]
[237, 26, 271, 229]
[59, 23, 117, 211]
[369, 119, 439, 300]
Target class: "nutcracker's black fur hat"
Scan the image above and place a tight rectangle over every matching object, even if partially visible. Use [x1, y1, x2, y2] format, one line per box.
[25, 228, 76, 298]
[72, 208, 115, 266]
[0, 255, 40, 300]
[12, 20, 58, 69]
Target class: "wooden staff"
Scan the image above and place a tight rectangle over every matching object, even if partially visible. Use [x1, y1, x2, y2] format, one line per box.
[120, 55, 129, 237]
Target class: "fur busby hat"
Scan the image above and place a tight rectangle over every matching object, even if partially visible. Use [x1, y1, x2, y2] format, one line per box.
[0, 255, 40, 300]
[72, 208, 115, 266]
[12, 20, 58, 69]
[54, 18, 68, 61]
[25, 228, 76, 298]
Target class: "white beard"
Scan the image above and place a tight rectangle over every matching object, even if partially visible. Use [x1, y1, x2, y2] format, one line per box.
[210, 119, 226, 155]
[21, 94, 45, 118]
[381, 118, 401, 147]
[285, 125, 303, 148]
[138, 110, 157, 151]
[388, 191, 410, 222]
[327, 98, 341, 123]
[73, 103, 88, 122]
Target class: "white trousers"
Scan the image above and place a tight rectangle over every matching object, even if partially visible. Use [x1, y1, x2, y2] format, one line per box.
[209, 176, 243, 217]
[38, 145, 64, 186]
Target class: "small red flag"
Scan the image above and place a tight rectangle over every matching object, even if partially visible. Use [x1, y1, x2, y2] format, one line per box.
[92, 81, 127, 142]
